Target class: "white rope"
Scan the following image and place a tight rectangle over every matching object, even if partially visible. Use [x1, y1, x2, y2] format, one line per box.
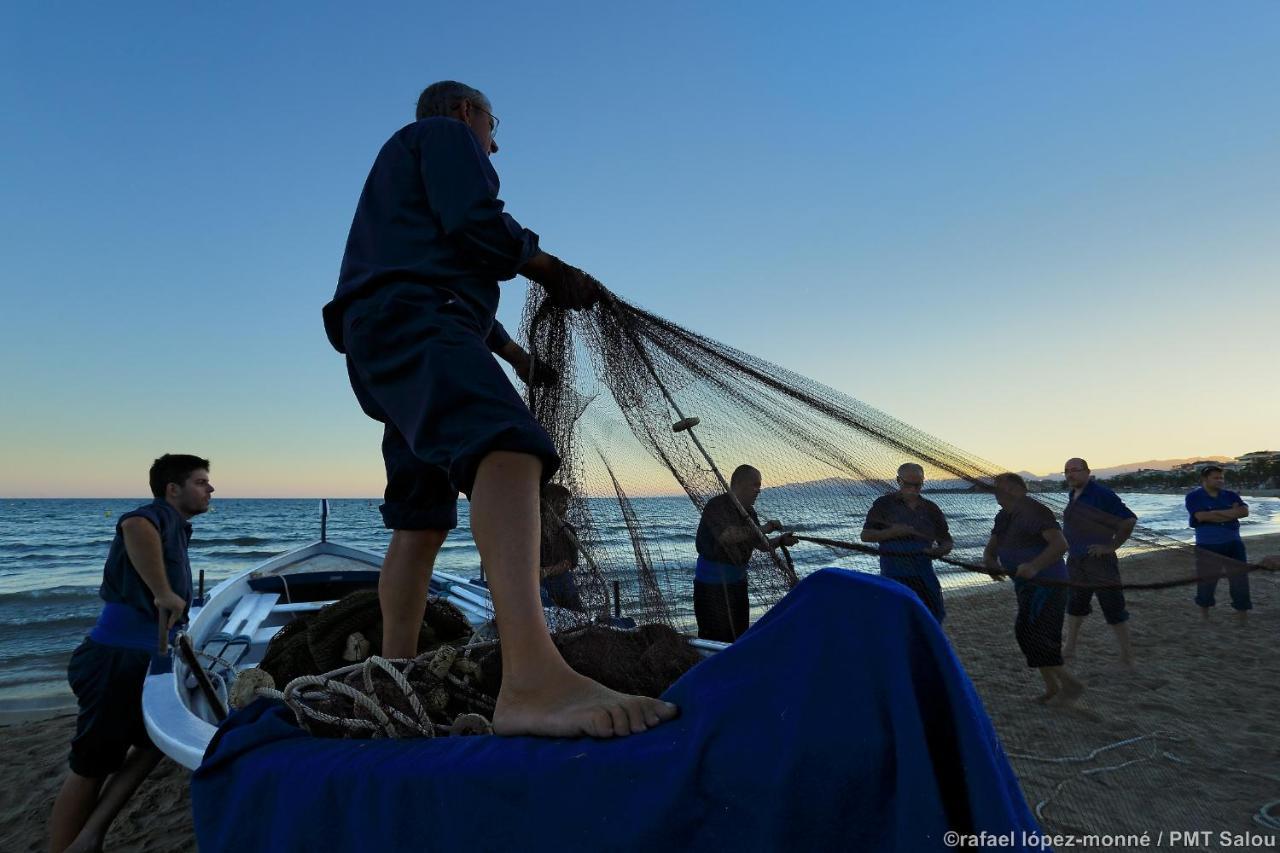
[1256, 800, 1280, 831]
[1014, 731, 1280, 829]
[259, 651, 493, 738]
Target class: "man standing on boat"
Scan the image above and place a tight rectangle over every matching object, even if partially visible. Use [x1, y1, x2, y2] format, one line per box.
[323, 81, 676, 738]
[859, 462, 953, 622]
[693, 465, 797, 641]
[1060, 458, 1137, 667]
[1185, 465, 1252, 620]
[48, 454, 213, 853]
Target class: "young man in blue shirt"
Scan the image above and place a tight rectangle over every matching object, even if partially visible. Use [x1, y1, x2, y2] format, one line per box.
[1185, 465, 1251, 620]
[860, 463, 954, 622]
[983, 473, 1084, 707]
[324, 81, 676, 737]
[48, 454, 213, 853]
[1060, 458, 1137, 668]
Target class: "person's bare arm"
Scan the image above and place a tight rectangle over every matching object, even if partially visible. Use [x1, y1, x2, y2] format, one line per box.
[540, 559, 573, 579]
[982, 533, 1006, 581]
[1194, 507, 1248, 523]
[120, 517, 185, 628]
[760, 531, 798, 551]
[860, 523, 921, 543]
[521, 252, 601, 308]
[1088, 517, 1137, 556]
[1017, 529, 1069, 578]
[924, 537, 954, 558]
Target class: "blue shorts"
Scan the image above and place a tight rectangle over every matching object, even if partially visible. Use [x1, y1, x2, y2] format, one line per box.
[1066, 553, 1129, 625]
[342, 283, 560, 530]
[67, 639, 154, 777]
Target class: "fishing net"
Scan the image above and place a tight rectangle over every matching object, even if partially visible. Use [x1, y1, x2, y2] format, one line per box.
[506, 283, 1279, 844]
[244, 591, 701, 738]
[518, 286, 1270, 630]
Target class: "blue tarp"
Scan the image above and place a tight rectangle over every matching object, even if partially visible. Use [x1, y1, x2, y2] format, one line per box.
[192, 569, 1046, 852]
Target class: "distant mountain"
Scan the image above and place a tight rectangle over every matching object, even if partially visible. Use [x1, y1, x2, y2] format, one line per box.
[1033, 456, 1233, 481]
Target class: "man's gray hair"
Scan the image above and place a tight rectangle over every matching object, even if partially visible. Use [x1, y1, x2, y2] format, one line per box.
[416, 81, 490, 121]
[896, 463, 924, 478]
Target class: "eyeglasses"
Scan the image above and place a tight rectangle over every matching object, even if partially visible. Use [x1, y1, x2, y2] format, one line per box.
[450, 100, 500, 137]
[472, 102, 499, 138]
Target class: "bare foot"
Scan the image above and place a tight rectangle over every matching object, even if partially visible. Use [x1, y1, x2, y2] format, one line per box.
[65, 832, 104, 853]
[1048, 676, 1085, 708]
[1232, 610, 1249, 624]
[493, 669, 679, 738]
[1199, 607, 1211, 621]
[1032, 689, 1058, 704]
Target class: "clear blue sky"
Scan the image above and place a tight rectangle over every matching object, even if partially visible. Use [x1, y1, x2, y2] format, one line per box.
[2, 2, 1277, 496]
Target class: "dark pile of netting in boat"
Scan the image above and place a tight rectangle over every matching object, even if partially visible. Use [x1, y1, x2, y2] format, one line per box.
[243, 590, 701, 739]
[516, 285, 1268, 632]
[256, 589, 474, 685]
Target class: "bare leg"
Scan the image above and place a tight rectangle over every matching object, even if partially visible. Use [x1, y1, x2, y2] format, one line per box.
[1046, 666, 1085, 707]
[473, 451, 678, 738]
[379, 528, 448, 658]
[48, 772, 103, 853]
[1032, 668, 1059, 704]
[62, 746, 163, 853]
[1199, 606, 1211, 621]
[1062, 614, 1084, 661]
[1111, 621, 1134, 668]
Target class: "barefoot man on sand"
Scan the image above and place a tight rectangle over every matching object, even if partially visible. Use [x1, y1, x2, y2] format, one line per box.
[1061, 458, 1137, 668]
[322, 81, 676, 738]
[984, 473, 1085, 707]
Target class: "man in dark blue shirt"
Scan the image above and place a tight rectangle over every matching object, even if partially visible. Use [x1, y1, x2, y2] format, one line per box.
[1185, 465, 1252, 619]
[860, 463, 953, 622]
[983, 473, 1084, 707]
[694, 465, 796, 641]
[324, 81, 675, 738]
[49, 454, 213, 853]
[1060, 458, 1137, 668]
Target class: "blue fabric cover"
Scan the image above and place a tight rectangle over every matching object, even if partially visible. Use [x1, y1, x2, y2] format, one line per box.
[192, 569, 1045, 852]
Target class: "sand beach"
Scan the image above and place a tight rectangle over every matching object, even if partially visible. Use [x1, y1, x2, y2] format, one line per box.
[3, 534, 1277, 852]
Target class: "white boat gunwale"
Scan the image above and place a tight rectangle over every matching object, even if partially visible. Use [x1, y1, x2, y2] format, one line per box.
[143, 539, 724, 770]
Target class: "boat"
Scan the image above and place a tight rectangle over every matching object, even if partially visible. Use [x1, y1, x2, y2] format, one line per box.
[142, 504, 725, 770]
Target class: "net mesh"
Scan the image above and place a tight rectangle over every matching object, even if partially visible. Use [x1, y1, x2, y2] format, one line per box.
[519, 285, 1265, 632]
[510, 283, 1278, 839]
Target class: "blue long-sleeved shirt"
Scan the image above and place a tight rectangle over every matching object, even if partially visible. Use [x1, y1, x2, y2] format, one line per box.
[323, 117, 540, 352]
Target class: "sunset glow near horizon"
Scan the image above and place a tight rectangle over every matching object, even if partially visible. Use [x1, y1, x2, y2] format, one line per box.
[2, 3, 1277, 499]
